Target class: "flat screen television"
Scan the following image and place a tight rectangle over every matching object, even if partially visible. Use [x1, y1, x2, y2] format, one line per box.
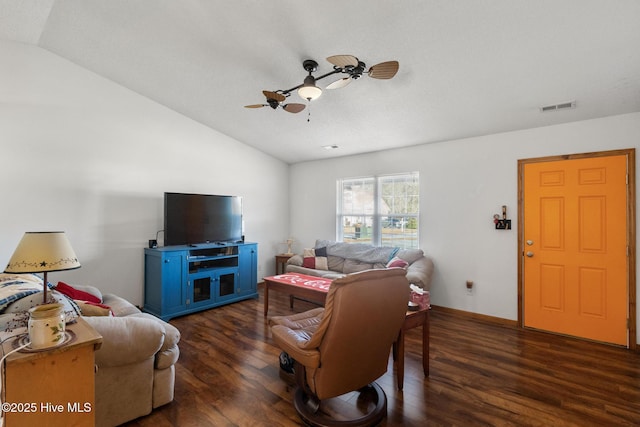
[164, 192, 243, 246]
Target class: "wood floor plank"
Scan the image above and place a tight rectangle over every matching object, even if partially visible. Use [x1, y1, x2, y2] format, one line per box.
[123, 287, 640, 427]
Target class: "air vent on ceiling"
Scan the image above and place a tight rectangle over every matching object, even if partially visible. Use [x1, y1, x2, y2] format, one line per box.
[540, 100, 576, 112]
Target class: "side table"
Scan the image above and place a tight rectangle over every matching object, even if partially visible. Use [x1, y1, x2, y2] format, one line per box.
[2, 317, 103, 426]
[393, 307, 429, 390]
[275, 253, 294, 275]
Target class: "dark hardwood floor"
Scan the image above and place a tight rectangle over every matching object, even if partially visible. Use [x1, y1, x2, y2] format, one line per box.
[123, 287, 640, 427]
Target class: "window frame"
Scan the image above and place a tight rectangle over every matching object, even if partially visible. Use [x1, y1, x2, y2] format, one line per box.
[337, 172, 419, 248]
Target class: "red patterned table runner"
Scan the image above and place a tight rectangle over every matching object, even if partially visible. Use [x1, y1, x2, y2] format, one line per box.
[265, 273, 332, 292]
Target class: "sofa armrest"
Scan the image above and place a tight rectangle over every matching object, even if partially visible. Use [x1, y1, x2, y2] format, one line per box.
[286, 254, 303, 267]
[84, 316, 164, 367]
[406, 256, 435, 291]
[102, 293, 142, 317]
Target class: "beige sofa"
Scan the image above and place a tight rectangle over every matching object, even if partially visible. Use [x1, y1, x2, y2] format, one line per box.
[285, 239, 435, 290]
[0, 274, 180, 427]
[81, 288, 181, 427]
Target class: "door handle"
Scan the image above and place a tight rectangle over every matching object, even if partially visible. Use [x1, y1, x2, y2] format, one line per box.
[526, 251, 534, 257]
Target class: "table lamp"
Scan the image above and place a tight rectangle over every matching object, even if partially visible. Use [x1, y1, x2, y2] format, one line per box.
[4, 231, 81, 303]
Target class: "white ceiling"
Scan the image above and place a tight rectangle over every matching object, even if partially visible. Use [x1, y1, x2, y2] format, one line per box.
[2, 0, 640, 164]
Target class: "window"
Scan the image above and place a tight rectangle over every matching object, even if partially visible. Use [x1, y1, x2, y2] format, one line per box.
[337, 172, 419, 248]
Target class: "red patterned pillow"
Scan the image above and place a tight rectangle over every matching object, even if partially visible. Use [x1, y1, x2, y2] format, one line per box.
[302, 247, 328, 270]
[56, 281, 102, 303]
[386, 256, 409, 269]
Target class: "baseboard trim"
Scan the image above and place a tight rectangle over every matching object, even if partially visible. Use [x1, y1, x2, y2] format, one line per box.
[430, 305, 518, 328]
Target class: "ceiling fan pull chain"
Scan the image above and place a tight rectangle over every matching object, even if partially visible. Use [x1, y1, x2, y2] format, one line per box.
[307, 102, 312, 122]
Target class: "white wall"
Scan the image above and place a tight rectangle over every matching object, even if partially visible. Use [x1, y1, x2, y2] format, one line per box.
[3, 40, 638, 343]
[0, 41, 290, 304]
[290, 112, 640, 343]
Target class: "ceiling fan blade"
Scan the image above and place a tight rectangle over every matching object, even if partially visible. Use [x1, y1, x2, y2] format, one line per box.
[368, 61, 399, 79]
[262, 90, 286, 103]
[244, 104, 266, 108]
[283, 103, 306, 113]
[327, 55, 359, 68]
[326, 77, 352, 90]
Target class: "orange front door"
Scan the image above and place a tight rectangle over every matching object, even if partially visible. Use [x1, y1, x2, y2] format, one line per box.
[523, 155, 628, 345]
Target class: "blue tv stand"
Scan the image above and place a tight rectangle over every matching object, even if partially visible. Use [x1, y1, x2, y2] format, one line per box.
[143, 242, 258, 321]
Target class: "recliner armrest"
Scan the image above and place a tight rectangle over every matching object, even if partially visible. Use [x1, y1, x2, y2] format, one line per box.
[84, 316, 164, 367]
[127, 313, 181, 369]
[269, 307, 324, 328]
[271, 325, 321, 368]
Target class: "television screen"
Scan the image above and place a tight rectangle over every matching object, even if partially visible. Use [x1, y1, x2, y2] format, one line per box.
[164, 192, 243, 246]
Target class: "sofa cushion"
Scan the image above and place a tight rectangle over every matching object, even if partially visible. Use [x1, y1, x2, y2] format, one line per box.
[284, 264, 345, 280]
[343, 259, 374, 274]
[302, 247, 328, 270]
[326, 255, 345, 272]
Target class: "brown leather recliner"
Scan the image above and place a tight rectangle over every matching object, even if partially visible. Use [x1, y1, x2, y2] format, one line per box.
[270, 268, 409, 426]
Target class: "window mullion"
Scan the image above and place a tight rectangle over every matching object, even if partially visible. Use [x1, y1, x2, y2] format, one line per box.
[373, 177, 381, 245]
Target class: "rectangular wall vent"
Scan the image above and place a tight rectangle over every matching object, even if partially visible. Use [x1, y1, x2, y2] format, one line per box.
[540, 101, 576, 112]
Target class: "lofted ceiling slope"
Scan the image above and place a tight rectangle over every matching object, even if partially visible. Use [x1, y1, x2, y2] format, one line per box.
[1, 0, 640, 164]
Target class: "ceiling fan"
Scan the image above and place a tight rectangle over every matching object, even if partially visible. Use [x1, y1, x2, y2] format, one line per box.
[244, 90, 306, 113]
[244, 55, 399, 114]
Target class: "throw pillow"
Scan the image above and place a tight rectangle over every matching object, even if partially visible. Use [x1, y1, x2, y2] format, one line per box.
[302, 247, 328, 270]
[386, 256, 409, 269]
[75, 300, 113, 317]
[55, 281, 101, 304]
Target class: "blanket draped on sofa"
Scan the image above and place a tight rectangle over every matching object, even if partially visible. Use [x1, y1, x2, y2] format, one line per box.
[286, 240, 435, 290]
[314, 239, 399, 264]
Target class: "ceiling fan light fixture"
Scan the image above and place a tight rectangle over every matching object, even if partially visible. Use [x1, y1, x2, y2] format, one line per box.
[247, 55, 399, 114]
[298, 75, 322, 101]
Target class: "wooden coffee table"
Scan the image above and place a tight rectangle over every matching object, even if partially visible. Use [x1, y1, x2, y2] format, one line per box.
[263, 273, 332, 316]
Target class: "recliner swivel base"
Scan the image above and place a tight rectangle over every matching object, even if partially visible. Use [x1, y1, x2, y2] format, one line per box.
[293, 382, 387, 427]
